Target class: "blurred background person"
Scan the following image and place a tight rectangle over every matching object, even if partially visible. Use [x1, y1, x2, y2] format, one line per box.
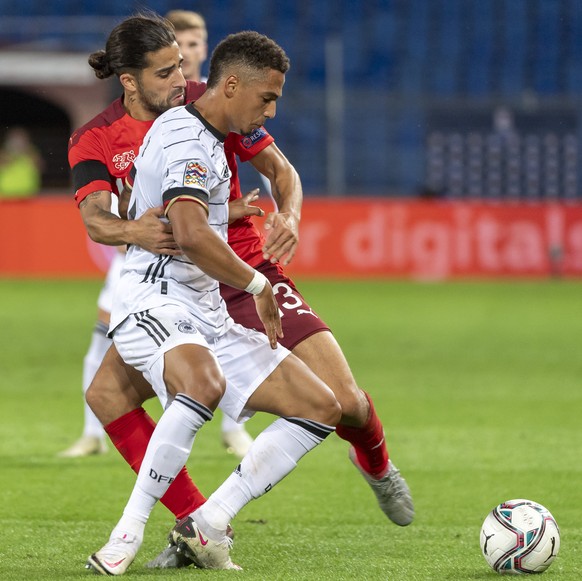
[165, 9, 207, 82]
[0, 127, 43, 199]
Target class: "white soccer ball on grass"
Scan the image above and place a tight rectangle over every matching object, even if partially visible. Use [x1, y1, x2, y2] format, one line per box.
[480, 499, 560, 574]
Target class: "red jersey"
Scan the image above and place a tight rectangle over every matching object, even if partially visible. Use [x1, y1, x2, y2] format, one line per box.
[69, 80, 273, 265]
[68, 81, 207, 205]
[225, 128, 274, 267]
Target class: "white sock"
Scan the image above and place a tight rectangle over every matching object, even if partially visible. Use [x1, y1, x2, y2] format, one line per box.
[82, 322, 110, 438]
[220, 412, 245, 433]
[122, 394, 212, 524]
[195, 417, 334, 537]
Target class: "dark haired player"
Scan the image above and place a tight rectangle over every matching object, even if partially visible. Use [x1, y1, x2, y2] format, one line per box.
[68, 12, 413, 573]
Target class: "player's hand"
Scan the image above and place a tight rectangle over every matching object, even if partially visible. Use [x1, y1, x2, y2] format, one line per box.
[262, 212, 299, 266]
[132, 206, 181, 255]
[253, 282, 283, 349]
[228, 189, 265, 224]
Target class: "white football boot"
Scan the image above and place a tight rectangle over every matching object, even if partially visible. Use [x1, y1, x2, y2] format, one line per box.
[171, 516, 241, 570]
[86, 530, 141, 575]
[145, 521, 234, 569]
[221, 427, 254, 459]
[57, 435, 107, 458]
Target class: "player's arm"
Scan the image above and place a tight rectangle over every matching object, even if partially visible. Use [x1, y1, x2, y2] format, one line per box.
[167, 197, 282, 347]
[70, 129, 180, 254]
[78, 189, 180, 255]
[248, 142, 302, 265]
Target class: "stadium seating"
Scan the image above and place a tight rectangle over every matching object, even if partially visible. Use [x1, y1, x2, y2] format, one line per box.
[0, 0, 581, 197]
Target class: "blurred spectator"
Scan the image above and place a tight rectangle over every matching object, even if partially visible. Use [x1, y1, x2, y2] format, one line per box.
[0, 127, 43, 198]
[165, 9, 208, 82]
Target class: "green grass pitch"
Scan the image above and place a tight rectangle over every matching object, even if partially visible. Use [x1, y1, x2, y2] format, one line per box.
[0, 278, 580, 580]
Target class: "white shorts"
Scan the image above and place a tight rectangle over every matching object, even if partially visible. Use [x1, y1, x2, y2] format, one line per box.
[97, 252, 125, 313]
[112, 303, 290, 422]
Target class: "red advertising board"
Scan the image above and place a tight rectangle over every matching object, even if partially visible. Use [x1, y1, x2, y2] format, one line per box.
[1, 196, 582, 279]
[286, 199, 582, 279]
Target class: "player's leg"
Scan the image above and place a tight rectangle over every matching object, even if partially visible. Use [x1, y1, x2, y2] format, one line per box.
[86, 343, 207, 521]
[172, 327, 340, 569]
[222, 263, 385, 467]
[292, 331, 384, 465]
[292, 331, 414, 526]
[58, 316, 110, 457]
[80, 318, 111, 438]
[59, 253, 123, 457]
[223, 261, 413, 525]
[88, 307, 225, 575]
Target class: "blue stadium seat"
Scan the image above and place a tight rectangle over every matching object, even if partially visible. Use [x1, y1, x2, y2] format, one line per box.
[463, 1, 493, 95]
[367, 4, 398, 88]
[342, 0, 365, 81]
[397, 0, 430, 94]
[498, 0, 527, 95]
[564, 0, 582, 94]
[428, 0, 461, 95]
[533, 0, 560, 94]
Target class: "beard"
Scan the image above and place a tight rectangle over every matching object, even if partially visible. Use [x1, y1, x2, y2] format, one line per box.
[136, 80, 184, 116]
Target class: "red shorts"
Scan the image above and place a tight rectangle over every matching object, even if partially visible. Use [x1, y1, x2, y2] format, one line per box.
[220, 260, 330, 350]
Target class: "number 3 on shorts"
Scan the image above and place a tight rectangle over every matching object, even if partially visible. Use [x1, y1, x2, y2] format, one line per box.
[272, 282, 303, 318]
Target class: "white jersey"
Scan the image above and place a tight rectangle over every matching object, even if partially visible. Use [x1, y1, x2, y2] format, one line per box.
[109, 104, 233, 339]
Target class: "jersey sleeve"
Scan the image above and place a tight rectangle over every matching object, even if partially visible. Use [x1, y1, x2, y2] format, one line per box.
[225, 127, 274, 162]
[161, 143, 213, 217]
[68, 129, 114, 206]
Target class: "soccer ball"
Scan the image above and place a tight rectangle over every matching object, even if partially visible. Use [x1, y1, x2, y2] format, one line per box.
[480, 499, 560, 574]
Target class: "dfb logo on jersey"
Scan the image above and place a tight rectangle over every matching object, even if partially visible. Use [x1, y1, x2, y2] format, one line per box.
[112, 150, 136, 171]
[176, 319, 198, 334]
[183, 160, 208, 188]
[241, 127, 268, 149]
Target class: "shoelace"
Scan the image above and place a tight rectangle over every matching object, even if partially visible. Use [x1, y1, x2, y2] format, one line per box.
[379, 466, 408, 499]
[219, 536, 234, 549]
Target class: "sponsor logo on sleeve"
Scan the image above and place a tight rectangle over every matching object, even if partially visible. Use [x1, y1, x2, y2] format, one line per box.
[183, 160, 209, 188]
[241, 127, 267, 149]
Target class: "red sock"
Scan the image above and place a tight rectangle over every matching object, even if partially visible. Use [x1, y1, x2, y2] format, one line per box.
[104, 407, 206, 519]
[335, 392, 389, 478]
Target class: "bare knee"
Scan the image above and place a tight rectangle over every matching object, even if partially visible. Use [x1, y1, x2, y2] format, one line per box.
[86, 344, 155, 425]
[86, 373, 144, 425]
[163, 345, 225, 410]
[168, 367, 225, 410]
[291, 332, 367, 425]
[313, 388, 342, 427]
[338, 386, 370, 427]
[249, 355, 342, 426]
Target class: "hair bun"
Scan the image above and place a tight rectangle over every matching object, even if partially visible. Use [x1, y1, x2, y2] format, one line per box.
[88, 50, 113, 79]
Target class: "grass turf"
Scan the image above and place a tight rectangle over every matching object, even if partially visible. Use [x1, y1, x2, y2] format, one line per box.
[0, 278, 580, 580]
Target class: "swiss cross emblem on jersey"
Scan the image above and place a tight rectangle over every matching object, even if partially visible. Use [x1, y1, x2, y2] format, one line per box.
[112, 150, 136, 171]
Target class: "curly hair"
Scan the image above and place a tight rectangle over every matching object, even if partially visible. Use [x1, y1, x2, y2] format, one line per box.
[88, 12, 176, 79]
[206, 31, 290, 88]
